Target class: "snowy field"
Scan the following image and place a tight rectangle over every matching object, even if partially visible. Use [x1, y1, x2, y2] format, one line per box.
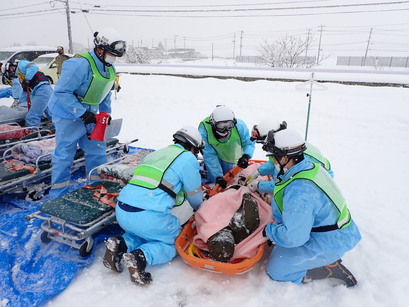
[1, 71, 409, 307]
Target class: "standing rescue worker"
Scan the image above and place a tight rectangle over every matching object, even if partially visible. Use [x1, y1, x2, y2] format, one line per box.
[103, 126, 204, 285]
[199, 105, 255, 188]
[48, 29, 126, 199]
[55, 46, 70, 77]
[261, 129, 361, 287]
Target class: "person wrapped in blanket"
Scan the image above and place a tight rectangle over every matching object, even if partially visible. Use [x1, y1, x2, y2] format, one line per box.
[198, 105, 255, 188]
[48, 28, 126, 199]
[245, 118, 334, 195]
[256, 128, 361, 287]
[103, 126, 205, 286]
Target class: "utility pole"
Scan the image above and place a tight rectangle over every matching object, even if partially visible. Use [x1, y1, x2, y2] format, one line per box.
[212, 43, 214, 61]
[65, 0, 73, 53]
[316, 26, 324, 66]
[363, 28, 373, 66]
[232, 33, 236, 60]
[304, 29, 311, 65]
[50, 0, 73, 53]
[239, 31, 243, 58]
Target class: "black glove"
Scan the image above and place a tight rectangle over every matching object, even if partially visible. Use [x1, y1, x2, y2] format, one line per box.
[21, 79, 30, 90]
[80, 111, 96, 125]
[237, 154, 250, 168]
[216, 176, 227, 189]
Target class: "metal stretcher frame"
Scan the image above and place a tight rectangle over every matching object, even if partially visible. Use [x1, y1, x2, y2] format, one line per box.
[0, 124, 55, 155]
[24, 143, 144, 257]
[26, 180, 124, 257]
[0, 138, 122, 199]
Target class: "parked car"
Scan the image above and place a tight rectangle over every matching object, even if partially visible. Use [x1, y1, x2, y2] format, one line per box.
[0, 46, 55, 64]
[0, 46, 55, 84]
[32, 53, 72, 84]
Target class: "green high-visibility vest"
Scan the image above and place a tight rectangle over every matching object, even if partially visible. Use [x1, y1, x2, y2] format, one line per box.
[129, 145, 186, 205]
[268, 143, 331, 171]
[274, 163, 351, 230]
[200, 116, 242, 163]
[75, 53, 115, 106]
[305, 142, 331, 171]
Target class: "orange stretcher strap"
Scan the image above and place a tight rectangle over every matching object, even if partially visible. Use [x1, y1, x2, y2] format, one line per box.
[81, 185, 119, 208]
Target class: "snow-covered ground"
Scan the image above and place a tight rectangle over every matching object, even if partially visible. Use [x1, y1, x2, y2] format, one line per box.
[42, 72, 408, 307]
[1, 69, 408, 307]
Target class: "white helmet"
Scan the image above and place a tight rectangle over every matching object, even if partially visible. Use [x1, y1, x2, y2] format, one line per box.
[263, 128, 306, 157]
[94, 28, 126, 57]
[210, 105, 236, 136]
[173, 125, 204, 151]
[252, 118, 287, 142]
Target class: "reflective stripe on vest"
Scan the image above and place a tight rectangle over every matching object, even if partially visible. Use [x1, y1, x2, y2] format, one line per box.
[200, 117, 242, 164]
[273, 163, 351, 230]
[305, 142, 331, 171]
[75, 53, 115, 106]
[129, 145, 186, 205]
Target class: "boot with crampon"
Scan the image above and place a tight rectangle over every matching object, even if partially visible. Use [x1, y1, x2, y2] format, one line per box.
[304, 259, 358, 287]
[123, 249, 153, 285]
[102, 236, 127, 273]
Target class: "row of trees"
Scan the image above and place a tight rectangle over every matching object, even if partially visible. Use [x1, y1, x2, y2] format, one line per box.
[124, 34, 328, 67]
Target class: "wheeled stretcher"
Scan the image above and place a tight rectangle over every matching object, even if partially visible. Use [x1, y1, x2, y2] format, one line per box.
[26, 180, 124, 257]
[0, 138, 121, 199]
[0, 122, 55, 155]
[176, 160, 270, 275]
[25, 146, 151, 257]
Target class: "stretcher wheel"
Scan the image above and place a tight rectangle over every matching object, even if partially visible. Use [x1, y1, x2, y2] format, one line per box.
[79, 237, 94, 257]
[40, 231, 51, 243]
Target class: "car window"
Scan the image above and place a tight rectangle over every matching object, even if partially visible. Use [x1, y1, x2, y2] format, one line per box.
[0, 51, 14, 62]
[33, 56, 54, 67]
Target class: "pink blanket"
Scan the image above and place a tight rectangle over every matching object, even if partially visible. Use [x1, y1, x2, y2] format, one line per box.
[194, 185, 274, 260]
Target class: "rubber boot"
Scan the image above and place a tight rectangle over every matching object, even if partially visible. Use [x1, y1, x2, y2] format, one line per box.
[102, 236, 127, 273]
[122, 249, 153, 285]
[304, 259, 358, 287]
[207, 228, 235, 263]
[229, 192, 260, 244]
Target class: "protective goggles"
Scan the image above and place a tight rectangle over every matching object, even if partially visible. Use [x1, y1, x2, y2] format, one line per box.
[107, 40, 127, 57]
[215, 120, 235, 131]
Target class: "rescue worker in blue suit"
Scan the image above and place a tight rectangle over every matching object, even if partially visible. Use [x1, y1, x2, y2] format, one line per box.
[199, 105, 255, 188]
[10, 60, 52, 126]
[245, 119, 333, 194]
[261, 129, 361, 287]
[48, 29, 126, 199]
[102, 126, 205, 285]
[1, 62, 42, 125]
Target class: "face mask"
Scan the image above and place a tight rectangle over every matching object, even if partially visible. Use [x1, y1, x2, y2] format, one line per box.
[105, 53, 117, 64]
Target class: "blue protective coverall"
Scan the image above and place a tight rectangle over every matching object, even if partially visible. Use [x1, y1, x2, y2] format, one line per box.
[48, 50, 113, 199]
[199, 118, 255, 181]
[0, 80, 28, 124]
[264, 159, 361, 284]
[15, 60, 52, 126]
[116, 144, 203, 267]
[258, 151, 334, 194]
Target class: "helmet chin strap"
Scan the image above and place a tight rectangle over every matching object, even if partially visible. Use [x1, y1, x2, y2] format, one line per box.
[276, 157, 290, 178]
[95, 48, 111, 68]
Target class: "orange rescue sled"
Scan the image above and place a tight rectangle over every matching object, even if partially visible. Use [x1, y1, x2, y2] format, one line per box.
[176, 161, 267, 275]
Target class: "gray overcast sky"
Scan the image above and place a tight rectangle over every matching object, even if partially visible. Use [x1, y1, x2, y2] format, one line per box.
[1, 0, 409, 57]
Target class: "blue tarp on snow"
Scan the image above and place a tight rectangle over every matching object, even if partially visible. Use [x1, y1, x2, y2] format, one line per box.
[0, 170, 122, 307]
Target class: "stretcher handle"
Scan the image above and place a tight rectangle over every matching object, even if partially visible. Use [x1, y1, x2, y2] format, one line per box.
[207, 165, 243, 198]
